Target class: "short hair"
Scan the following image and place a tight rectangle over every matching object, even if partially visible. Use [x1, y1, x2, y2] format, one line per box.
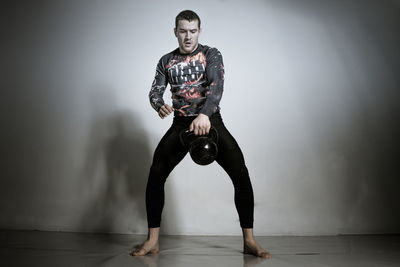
[175, 10, 201, 29]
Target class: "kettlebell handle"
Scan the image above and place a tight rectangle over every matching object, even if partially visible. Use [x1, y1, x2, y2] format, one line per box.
[179, 126, 219, 147]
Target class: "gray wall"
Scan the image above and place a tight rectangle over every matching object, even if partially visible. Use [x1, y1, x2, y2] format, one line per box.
[1, 0, 399, 235]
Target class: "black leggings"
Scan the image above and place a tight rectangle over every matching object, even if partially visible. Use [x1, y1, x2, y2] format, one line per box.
[145, 112, 254, 228]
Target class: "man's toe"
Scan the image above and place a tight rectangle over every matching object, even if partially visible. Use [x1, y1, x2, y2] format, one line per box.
[131, 248, 147, 256]
[260, 251, 271, 258]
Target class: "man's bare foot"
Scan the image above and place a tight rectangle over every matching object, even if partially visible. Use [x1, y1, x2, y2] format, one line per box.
[244, 240, 271, 259]
[130, 239, 159, 256]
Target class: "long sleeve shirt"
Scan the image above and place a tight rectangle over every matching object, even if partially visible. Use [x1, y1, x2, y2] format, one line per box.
[149, 43, 225, 117]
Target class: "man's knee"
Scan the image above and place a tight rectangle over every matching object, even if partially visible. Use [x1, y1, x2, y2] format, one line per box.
[147, 161, 173, 185]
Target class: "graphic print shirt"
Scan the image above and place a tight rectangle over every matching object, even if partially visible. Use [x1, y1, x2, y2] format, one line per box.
[149, 43, 224, 117]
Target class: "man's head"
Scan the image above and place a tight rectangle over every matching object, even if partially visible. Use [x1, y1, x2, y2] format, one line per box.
[174, 10, 201, 54]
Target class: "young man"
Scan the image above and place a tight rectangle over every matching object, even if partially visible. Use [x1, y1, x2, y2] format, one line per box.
[131, 10, 270, 259]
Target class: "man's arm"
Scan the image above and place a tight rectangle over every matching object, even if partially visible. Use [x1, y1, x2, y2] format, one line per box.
[149, 58, 168, 113]
[199, 47, 225, 117]
[190, 48, 225, 135]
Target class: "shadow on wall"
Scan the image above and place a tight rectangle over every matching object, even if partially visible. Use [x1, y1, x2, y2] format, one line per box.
[79, 90, 152, 234]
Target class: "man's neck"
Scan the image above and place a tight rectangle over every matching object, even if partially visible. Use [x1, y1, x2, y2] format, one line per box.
[179, 43, 199, 55]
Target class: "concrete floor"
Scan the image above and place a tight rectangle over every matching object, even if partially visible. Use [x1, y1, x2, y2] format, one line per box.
[1, 230, 400, 267]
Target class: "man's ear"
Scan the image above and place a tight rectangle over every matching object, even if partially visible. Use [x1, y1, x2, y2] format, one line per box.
[174, 28, 177, 37]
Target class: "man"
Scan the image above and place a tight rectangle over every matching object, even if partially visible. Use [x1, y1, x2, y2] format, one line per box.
[131, 10, 270, 259]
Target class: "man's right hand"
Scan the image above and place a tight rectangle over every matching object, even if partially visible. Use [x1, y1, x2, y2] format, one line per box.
[158, 104, 174, 119]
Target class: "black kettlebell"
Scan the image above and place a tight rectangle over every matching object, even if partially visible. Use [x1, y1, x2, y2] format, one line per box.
[180, 126, 219, 165]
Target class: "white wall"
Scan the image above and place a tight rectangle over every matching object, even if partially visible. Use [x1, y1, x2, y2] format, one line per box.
[1, 0, 399, 235]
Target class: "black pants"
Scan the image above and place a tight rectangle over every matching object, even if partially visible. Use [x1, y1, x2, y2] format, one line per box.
[146, 112, 254, 228]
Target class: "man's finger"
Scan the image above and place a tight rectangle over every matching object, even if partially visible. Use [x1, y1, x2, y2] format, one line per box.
[159, 109, 168, 118]
[165, 107, 172, 114]
[162, 104, 173, 113]
[199, 127, 205, 135]
[161, 106, 169, 114]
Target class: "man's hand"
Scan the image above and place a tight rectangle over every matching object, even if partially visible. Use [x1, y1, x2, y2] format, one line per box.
[158, 104, 174, 119]
[190, 114, 211, 135]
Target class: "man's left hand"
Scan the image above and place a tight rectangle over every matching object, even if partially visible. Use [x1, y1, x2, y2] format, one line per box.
[190, 114, 211, 135]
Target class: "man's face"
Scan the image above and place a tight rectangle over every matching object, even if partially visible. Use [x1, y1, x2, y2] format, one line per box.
[174, 19, 201, 54]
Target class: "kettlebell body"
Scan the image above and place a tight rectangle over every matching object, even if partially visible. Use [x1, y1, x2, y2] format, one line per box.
[180, 127, 219, 165]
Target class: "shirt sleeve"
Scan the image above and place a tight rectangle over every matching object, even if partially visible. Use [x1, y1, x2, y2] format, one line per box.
[199, 48, 225, 117]
[149, 58, 168, 112]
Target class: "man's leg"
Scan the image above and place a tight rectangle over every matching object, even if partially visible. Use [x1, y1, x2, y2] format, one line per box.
[213, 118, 271, 259]
[146, 123, 188, 227]
[131, 123, 188, 256]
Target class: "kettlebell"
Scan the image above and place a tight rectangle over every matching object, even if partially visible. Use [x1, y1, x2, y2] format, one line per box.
[180, 126, 219, 165]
